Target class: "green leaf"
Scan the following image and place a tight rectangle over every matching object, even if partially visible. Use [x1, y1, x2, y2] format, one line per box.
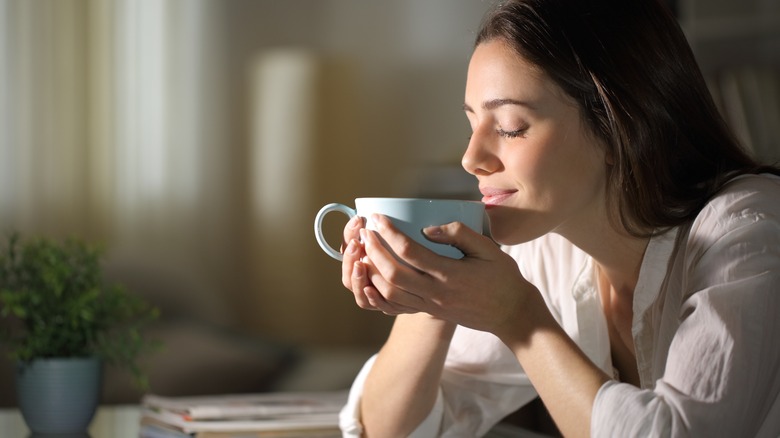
[0, 231, 161, 390]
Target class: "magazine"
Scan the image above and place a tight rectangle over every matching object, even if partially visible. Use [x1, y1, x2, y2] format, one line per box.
[139, 390, 347, 436]
[142, 390, 348, 420]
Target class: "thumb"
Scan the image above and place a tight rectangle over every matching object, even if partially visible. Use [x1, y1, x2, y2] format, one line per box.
[422, 222, 494, 259]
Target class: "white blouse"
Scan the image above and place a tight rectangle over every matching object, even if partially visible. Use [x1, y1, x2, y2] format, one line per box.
[339, 174, 780, 437]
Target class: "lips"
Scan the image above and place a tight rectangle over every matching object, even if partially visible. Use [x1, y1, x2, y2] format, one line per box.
[480, 187, 516, 206]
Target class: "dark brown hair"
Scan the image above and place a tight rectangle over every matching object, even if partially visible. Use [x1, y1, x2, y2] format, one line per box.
[476, 0, 779, 236]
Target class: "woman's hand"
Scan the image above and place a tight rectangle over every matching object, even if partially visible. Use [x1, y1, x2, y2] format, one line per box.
[346, 214, 609, 437]
[340, 215, 419, 316]
[340, 215, 369, 307]
[356, 213, 538, 338]
[340, 215, 461, 436]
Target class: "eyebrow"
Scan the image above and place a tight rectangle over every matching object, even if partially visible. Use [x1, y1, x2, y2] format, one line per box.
[462, 98, 535, 113]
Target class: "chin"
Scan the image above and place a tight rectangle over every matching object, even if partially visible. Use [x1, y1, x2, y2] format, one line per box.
[489, 229, 534, 246]
[486, 206, 548, 246]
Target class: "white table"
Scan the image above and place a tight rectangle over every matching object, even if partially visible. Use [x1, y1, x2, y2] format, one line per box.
[0, 405, 140, 437]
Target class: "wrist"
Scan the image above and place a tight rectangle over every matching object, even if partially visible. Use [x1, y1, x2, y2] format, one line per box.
[495, 287, 552, 349]
[395, 313, 457, 341]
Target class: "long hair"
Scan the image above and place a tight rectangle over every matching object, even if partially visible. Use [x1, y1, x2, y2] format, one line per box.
[476, 0, 779, 236]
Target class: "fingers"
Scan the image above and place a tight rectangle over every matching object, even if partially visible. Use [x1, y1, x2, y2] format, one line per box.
[340, 215, 364, 252]
[364, 288, 420, 315]
[423, 221, 496, 259]
[341, 230, 418, 315]
[368, 214, 449, 274]
[340, 215, 366, 288]
[361, 226, 430, 310]
[422, 222, 502, 266]
[342, 242, 383, 311]
[341, 213, 459, 316]
[349, 259, 373, 309]
[353, 262, 419, 315]
[341, 238, 362, 290]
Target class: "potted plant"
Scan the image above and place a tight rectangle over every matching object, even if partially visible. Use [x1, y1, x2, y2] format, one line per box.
[0, 232, 159, 435]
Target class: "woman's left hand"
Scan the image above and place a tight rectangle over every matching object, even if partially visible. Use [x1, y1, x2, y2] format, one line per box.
[357, 213, 538, 337]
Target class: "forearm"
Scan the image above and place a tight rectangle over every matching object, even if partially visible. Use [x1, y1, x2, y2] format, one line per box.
[501, 293, 610, 438]
[361, 313, 457, 437]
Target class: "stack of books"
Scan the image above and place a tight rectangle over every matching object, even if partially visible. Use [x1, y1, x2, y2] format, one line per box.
[139, 390, 348, 437]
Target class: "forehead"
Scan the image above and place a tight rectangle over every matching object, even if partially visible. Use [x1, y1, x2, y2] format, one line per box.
[469, 39, 542, 78]
[465, 39, 571, 109]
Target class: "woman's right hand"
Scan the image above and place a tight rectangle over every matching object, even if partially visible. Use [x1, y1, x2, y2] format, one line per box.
[339, 215, 458, 437]
[340, 215, 419, 316]
[340, 215, 367, 305]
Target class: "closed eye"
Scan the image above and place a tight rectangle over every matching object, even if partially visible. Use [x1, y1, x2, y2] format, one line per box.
[496, 127, 527, 138]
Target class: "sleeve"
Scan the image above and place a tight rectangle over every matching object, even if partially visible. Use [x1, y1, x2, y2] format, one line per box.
[338, 354, 446, 438]
[338, 354, 375, 438]
[592, 177, 780, 437]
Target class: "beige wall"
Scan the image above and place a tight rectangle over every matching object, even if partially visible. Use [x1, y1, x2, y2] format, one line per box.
[1, 0, 777, 353]
[213, 1, 489, 346]
[0, 0, 489, 351]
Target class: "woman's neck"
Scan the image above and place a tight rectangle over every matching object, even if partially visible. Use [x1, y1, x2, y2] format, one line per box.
[560, 219, 650, 297]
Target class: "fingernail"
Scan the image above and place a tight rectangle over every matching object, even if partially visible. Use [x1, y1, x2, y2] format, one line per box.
[359, 228, 367, 243]
[423, 225, 442, 236]
[353, 261, 364, 278]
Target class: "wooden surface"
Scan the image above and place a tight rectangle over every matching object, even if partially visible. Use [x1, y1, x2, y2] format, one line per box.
[0, 405, 140, 437]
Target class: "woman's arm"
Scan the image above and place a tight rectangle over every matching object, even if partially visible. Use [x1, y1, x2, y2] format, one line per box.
[497, 290, 610, 438]
[358, 215, 611, 437]
[361, 313, 456, 437]
[340, 216, 457, 436]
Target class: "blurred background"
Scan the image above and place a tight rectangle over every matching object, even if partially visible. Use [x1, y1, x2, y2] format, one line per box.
[0, 0, 778, 405]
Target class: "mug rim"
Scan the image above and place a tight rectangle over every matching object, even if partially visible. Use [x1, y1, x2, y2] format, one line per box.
[355, 197, 483, 205]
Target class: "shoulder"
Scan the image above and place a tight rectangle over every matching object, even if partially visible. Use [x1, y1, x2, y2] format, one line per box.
[684, 173, 780, 286]
[713, 173, 780, 205]
[692, 173, 780, 236]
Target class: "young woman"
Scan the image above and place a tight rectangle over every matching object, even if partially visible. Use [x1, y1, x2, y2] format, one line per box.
[337, 0, 780, 436]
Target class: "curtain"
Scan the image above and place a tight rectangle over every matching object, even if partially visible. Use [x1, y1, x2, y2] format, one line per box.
[0, 0, 90, 235]
[0, 0, 238, 327]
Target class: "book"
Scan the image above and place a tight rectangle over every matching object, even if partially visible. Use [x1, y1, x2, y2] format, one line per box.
[140, 416, 342, 437]
[140, 422, 341, 438]
[142, 391, 348, 420]
[139, 390, 347, 437]
[141, 423, 192, 438]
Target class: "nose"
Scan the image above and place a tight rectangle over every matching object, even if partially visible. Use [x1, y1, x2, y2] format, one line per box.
[461, 126, 501, 176]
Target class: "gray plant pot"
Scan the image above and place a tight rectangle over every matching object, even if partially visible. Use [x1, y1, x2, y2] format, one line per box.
[15, 357, 102, 435]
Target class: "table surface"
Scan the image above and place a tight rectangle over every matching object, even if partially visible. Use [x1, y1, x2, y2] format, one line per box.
[0, 405, 141, 438]
[0, 405, 556, 438]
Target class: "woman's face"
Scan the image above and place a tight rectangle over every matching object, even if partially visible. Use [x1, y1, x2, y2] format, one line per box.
[463, 39, 608, 245]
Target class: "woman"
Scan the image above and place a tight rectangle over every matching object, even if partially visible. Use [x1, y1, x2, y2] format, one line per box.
[338, 0, 780, 436]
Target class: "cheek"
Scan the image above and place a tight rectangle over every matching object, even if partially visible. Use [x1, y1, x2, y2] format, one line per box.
[563, 139, 607, 195]
[503, 143, 548, 186]
[527, 129, 604, 200]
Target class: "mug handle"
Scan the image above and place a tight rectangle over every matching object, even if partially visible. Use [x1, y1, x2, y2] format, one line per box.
[314, 203, 357, 261]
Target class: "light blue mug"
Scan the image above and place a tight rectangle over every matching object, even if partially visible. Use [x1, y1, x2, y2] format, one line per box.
[314, 197, 485, 261]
